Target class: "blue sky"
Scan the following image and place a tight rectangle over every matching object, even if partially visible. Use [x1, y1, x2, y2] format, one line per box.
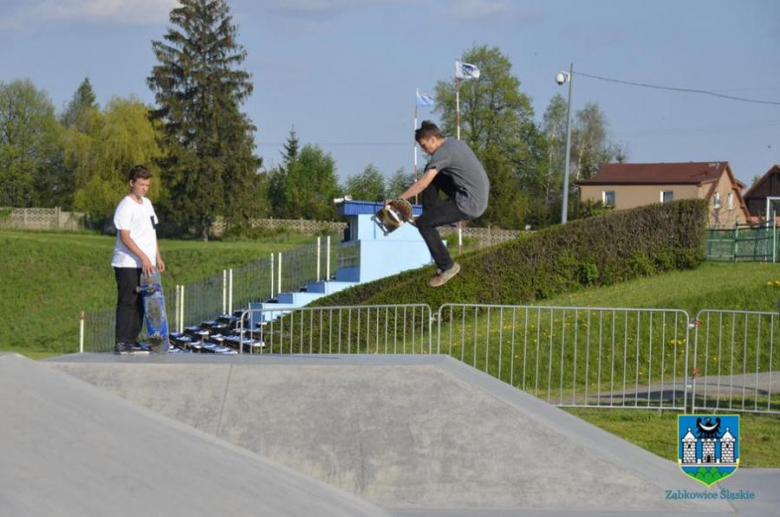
[1, 0, 778, 187]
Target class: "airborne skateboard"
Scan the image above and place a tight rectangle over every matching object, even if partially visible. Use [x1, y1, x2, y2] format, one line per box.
[136, 270, 171, 354]
[372, 198, 414, 236]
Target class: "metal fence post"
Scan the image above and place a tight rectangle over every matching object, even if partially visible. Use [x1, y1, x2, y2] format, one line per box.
[733, 226, 739, 263]
[180, 285, 185, 332]
[229, 269, 233, 314]
[270, 253, 275, 298]
[79, 311, 85, 353]
[326, 236, 331, 279]
[316, 236, 322, 282]
[174, 284, 179, 332]
[278, 252, 283, 294]
[222, 270, 227, 314]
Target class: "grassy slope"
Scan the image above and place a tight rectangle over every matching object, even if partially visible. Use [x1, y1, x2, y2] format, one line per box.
[0, 230, 311, 354]
[541, 262, 780, 316]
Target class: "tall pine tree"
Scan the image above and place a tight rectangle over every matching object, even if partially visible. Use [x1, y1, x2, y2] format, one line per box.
[61, 78, 98, 132]
[148, 0, 260, 240]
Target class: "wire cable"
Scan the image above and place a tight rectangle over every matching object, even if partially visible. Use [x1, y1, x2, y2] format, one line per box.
[577, 71, 780, 106]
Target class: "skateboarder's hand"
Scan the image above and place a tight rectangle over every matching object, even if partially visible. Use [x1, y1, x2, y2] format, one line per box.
[156, 249, 165, 274]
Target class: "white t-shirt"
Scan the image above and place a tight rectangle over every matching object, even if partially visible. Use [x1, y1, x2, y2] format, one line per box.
[112, 196, 159, 268]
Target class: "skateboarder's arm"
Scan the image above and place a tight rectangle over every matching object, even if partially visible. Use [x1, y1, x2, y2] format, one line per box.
[119, 230, 155, 275]
[397, 168, 438, 202]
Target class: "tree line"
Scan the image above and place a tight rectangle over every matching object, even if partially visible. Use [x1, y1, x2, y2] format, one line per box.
[0, 0, 624, 239]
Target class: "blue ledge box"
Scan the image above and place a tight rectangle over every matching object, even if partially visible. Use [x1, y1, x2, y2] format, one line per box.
[335, 200, 433, 283]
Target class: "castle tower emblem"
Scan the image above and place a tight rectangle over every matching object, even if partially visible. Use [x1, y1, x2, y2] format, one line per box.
[678, 415, 740, 487]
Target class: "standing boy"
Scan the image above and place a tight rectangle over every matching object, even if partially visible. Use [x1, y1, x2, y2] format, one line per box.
[112, 165, 165, 354]
[395, 121, 489, 287]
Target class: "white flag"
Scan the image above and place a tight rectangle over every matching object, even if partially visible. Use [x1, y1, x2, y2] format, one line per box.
[455, 61, 480, 80]
[416, 90, 435, 107]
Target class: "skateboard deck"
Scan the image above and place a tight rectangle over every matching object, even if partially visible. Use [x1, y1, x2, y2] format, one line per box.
[372, 198, 414, 235]
[136, 270, 171, 354]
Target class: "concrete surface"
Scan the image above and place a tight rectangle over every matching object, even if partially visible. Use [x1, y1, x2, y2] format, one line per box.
[0, 353, 392, 517]
[43, 353, 780, 514]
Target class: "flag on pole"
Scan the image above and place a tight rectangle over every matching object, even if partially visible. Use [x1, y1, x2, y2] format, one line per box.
[416, 90, 435, 107]
[455, 61, 480, 80]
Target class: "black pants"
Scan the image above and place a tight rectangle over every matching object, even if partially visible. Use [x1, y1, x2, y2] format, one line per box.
[415, 174, 470, 272]
[115, 267, 144, 344]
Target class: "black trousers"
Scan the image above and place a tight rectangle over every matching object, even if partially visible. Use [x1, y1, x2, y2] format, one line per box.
[415, 173, 470, 271]
[115, 267, 144, 344]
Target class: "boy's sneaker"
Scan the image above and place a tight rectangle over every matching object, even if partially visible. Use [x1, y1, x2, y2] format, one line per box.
[114, 342, 133, 355]
[131, 342, 151, 355]
[114, 342, 151, 355]
[429, 262, 461, 287]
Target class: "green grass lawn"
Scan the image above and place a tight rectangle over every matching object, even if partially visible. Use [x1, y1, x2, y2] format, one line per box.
[0, 229, 312, 355]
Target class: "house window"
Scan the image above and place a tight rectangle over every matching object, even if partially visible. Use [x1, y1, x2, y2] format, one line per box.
[727, 192, 734, 210]
[603, 191, 615, 206]
[713, 192, 722, 209]
[661, 191, 674, 203]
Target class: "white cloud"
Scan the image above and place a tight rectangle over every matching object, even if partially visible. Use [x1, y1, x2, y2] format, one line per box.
[31, 0, 177, 25]
[439, 0, 544, 26]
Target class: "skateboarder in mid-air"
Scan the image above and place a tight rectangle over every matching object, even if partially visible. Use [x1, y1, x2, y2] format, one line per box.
[112, 165, 165, 354]
[393, 121, 489, 287]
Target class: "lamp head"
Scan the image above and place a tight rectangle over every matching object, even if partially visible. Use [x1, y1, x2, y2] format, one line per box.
[556, 72, 567, 85]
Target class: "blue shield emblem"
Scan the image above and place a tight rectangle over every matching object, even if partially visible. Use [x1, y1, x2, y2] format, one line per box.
[678, 414, 740, 487]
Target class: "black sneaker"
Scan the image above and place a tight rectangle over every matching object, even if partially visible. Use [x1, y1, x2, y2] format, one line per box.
[114, 342, 133, 355]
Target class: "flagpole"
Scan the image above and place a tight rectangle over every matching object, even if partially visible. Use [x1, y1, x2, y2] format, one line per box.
[415, 88, 420, 204]
[455, 76, 463, 255]
[455, 78, 461, 140]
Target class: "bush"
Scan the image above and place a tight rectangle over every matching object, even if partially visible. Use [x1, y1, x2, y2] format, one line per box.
[314, 199, 709, 308]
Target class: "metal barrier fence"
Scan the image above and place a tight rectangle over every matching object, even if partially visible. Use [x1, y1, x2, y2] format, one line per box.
[437, 304, 692, 410]
[237, 304, 433, 355]
[80, 310, 115, 353]
[691, 310, 779, 415]
[706, 222, 778, 262]
[80, 298, 778, 416]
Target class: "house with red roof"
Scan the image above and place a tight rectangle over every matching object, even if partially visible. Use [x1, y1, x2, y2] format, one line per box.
[742, 164, 780, 222]
[577, 162, 749, 228]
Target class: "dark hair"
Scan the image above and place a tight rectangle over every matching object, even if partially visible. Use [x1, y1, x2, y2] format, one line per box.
[415, 120, 443, 142]
[128, 165, 153, 182]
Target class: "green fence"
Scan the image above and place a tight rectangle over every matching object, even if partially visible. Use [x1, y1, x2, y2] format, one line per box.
[706, 224, 778, 262]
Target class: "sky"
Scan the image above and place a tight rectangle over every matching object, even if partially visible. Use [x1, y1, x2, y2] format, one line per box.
[1, 0, 778, 188]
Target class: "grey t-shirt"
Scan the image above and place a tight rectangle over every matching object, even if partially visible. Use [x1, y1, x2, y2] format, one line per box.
[425, 138, 490, 218]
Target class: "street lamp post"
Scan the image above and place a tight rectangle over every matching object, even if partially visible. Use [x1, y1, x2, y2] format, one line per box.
[557, 63, 574, 224]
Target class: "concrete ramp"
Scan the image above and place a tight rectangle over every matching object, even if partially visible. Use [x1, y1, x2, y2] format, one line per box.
[0, 354, 391, 517]
[44, 354, 746, 515]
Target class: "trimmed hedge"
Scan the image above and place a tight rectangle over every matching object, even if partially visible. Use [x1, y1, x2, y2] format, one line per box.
[314, 199, 709, 308]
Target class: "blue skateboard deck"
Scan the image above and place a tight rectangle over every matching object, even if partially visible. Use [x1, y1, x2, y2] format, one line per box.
[136, 270, 171, 354]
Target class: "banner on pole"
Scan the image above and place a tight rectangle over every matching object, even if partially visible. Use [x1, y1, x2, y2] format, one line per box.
[416, 90, 435, 107]
[455, 61, 480, 80]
